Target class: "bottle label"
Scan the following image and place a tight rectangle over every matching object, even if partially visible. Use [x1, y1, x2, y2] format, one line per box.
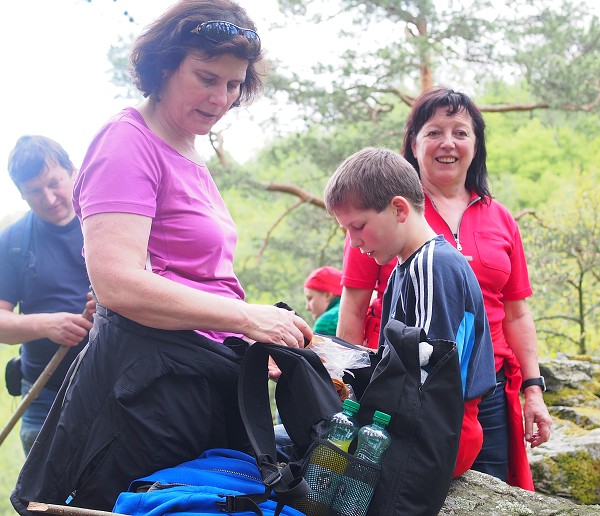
[329, 438, 351, 453]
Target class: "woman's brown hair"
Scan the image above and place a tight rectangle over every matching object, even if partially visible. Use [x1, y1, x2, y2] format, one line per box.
[129, 0, 264, 106]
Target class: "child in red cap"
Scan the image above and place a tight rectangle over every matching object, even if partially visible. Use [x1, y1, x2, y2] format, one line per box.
[304, 266, 343, 336]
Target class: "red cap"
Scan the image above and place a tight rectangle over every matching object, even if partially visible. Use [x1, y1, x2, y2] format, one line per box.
[304, 266, 343, 296]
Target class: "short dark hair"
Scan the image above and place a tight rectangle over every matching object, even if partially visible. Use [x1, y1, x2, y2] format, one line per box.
[401, 87, 491, 201]
[129, 0, 264, 106]
[8, 135, 74, 187]
[324, 147, 425, 214]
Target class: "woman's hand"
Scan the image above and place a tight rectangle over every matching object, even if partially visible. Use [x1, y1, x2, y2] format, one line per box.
[503, 299, 552, 446]
[243, 304, 313, 348]
[523, 389, 552, 447]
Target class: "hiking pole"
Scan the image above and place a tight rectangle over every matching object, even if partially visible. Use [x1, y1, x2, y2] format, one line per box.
[28, 501, 126, 515]
[0, 308, 92, 447]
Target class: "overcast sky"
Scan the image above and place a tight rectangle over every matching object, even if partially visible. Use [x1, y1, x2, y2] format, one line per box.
[0, 0, 342, 219]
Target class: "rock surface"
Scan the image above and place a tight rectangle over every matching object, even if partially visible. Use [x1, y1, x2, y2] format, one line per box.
[529, 355, 600, 505]
[440, 469, 600, 515]
[438, 354, 600, 514]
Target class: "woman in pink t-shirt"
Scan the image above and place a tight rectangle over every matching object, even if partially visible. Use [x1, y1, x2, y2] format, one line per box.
[74, 11, 309, 347]
[10, 1, 313, 512]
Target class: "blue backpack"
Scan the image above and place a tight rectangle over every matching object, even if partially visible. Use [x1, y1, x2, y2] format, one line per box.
[113, 448, 304, 516]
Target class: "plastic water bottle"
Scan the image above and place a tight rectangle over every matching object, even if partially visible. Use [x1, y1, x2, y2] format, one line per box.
[331, 411, 392, 516]
[326, 399, 360, 452]
[354, 410, 391, 463]
[301, 400, 360, 515]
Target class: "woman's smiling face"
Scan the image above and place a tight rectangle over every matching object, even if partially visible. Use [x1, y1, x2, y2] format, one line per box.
[411, 107, 477, 187]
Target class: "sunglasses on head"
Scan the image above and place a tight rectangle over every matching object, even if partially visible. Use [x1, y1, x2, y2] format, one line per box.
[190, 21, 261, 55]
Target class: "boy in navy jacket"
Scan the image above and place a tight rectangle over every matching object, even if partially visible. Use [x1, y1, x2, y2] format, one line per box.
[324, 147, 496, 476]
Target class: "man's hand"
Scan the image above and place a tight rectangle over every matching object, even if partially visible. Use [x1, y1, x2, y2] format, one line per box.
[85, 291, 97, 319]
[0, 301, 92, 346]
[43, 312, 94, 347]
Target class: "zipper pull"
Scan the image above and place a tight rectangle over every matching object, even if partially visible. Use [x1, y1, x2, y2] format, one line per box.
[455, 237, 473, 261]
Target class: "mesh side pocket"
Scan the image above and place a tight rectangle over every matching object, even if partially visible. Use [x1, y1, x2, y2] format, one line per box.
[293, 439, 380, 516]
[329, 457, 379, 516]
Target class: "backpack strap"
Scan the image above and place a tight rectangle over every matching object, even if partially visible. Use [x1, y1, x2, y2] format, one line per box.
[8, 211, 36, 307]
[238, 342, 342, 510]
[9, 211, 35, 261]
[215, 493, 269, 515]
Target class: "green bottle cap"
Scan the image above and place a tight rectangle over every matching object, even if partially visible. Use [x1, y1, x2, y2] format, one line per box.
[373, 410, 391, 425]
[342, 399, 360, 414]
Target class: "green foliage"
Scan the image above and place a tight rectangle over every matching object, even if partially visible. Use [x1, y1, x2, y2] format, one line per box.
[107, 35, 142, 101]
[553, 451, 600, 505]
[254, 112, 409, 177]
[487, 117, 580, 211]
[0, 344, 25, 515]
[521, 170, 600, 355]
[271, 0, 507, 124]
[507, 0, 600, 110]
[219, 162, 345, 320]
[271, 0, 600, 130]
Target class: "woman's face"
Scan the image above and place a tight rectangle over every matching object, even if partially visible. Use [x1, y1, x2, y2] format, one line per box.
[411, 107, 476, 187]
[159, 51, 248, 136]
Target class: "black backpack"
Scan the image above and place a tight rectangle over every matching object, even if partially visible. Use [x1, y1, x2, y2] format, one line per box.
[11, 306, 252, 514]
[238, 318, 464, 516]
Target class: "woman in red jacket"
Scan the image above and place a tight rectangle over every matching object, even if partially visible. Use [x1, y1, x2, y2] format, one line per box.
[339, 87, 552, 488]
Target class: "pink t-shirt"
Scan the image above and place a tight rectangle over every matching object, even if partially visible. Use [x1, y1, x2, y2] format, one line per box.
[73, 107, 245, 342]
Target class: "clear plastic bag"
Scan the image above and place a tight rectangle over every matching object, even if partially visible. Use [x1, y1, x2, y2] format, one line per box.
[307, 335, 373, 400]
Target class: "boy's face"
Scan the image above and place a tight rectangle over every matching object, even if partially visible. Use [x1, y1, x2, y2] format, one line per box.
[334, 201, 404, 265]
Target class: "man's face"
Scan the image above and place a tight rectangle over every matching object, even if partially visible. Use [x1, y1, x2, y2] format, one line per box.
[19, 161, 76, 226]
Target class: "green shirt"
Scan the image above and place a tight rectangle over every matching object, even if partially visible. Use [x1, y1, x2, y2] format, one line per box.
[313, 296, 341, 336]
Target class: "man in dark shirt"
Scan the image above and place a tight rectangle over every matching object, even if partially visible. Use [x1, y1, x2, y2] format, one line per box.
[0, 135, 93, 455]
